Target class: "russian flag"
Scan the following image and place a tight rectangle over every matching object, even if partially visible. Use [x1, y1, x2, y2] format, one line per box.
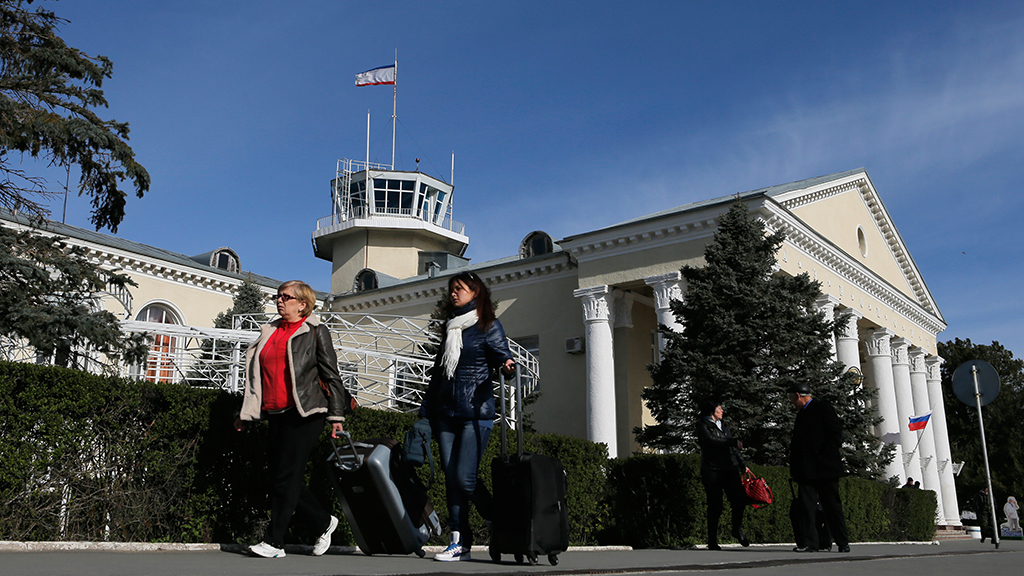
[908, 412, 931, 431]
[355, 65, 396, 86]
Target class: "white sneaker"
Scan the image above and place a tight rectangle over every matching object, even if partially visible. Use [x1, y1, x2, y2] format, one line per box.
[312, 515, 339, 556]
[249, 541, 286, 558]
[434, 541, 469, 562]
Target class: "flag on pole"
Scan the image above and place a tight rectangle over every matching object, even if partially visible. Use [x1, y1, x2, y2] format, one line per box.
[908, 412, 932, 431]
[355, 65, 396, 86]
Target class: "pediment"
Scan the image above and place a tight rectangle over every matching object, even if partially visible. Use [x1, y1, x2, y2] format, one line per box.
[768, 170, 942, 321]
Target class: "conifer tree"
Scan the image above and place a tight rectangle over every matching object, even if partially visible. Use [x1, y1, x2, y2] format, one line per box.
[1, 0, 149, 232]
[0, 225, 149, 369]
[213, 276, 267, 329]
[939, 338, 1024, 505]
[637, 202, 885, 478]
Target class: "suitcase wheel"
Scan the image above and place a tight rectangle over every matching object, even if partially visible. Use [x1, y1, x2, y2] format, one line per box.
[548, 553, 559, 566]
[416, 549, 426, 558]
[489, 548, 501, 563]
[527, 552, 539, 565]
[514, 553, 524, 564]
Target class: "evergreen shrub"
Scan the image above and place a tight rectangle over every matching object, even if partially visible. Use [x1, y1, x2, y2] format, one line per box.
[605, 454, 937, 547]
[0, 361, 608, 545]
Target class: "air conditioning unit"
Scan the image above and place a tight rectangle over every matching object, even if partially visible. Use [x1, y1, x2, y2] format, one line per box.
[565, 337, 585, 354]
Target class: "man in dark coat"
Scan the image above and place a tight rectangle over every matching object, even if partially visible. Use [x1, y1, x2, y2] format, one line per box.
[788, 383, 850, 553]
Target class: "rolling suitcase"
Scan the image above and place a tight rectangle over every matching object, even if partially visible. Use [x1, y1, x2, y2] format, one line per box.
[326, 433, 441, 557]
[788, 479, 832, 550]
[489, 371, 569, 565]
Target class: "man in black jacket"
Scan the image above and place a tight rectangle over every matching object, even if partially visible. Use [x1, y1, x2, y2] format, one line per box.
[788, 383, 850, 553]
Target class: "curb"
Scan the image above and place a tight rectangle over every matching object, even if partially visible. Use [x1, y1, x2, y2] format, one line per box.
[0, 541, 633, 553]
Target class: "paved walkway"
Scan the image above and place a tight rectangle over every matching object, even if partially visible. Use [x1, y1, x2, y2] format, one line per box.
[0, 539, 1020, 576]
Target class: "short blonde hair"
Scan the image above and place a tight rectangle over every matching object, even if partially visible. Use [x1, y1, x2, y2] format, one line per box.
[279, 280, 316, 318]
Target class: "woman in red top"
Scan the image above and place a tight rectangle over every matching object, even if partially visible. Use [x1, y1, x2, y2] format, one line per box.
[236, 280, 353, 558]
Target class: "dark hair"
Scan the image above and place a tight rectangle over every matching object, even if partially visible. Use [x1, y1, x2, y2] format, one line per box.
[697, 398, 720, 418]
[446, 271, 496, 329]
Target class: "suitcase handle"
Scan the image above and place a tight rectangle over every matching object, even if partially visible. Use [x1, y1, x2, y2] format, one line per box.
[329, 431, 363, 472]
[498, 370, 524, 461]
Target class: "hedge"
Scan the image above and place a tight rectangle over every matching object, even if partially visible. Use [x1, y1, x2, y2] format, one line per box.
[0, 361, 934, 546]
[606, 454, 937, 547]
[0, 361, 608, 545]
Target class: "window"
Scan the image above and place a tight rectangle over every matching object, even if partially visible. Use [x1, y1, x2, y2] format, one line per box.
[857, 226, 868, 257]
[210, 248, 239, 272]
[520, 232, 554, 258]
[136, 304, 180, 383]
[355, 269, 378, 292]
[514, 335, 540, 357]
[372, 177, 417, 215]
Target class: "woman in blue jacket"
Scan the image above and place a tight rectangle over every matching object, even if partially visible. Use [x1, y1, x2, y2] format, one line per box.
[420, 271, 515, 562]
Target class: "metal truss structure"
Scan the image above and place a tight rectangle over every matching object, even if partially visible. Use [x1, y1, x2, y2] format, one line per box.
[4, 313, 539, 428]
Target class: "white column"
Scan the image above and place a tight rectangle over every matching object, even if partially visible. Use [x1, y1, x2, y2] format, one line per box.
[891, 337, 920, 480]
[573, 285, 618, 458]
[927, 355, 961, 526]
[861, 327, 905, 482]
[909, 347, 944, 523]
[815, 294, 840, 361]
[835, 308, 863, 373]
[644, 272, 685, 357]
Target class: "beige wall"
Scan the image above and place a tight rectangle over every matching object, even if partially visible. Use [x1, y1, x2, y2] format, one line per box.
[788, 188, 916, 299]
[614, 295, 658, 456]
[328, 229, 454, 293]
[491, 273, 589, 440]
[575, 241, 707, 289]
[775, 243, 937, 355]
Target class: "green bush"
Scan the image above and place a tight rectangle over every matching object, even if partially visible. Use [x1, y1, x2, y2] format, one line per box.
[0, 361, 936, 546]
[0, 361, 608, 545]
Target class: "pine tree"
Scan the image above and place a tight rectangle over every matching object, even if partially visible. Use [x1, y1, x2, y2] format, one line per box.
[0, 225, 149, 369]
[1, 0, 149, 232]
[637, 202, 885, 478]
[213, 275, 267, 329]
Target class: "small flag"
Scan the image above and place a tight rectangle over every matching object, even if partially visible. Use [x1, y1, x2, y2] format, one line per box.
[355, 65, 396, 86]
[908, 412, 931, 431]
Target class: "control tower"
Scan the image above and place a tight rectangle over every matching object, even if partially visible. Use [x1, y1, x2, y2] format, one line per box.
[312, 159, 469, 294]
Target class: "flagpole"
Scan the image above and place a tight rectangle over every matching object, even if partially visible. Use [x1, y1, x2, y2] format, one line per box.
[391, 53, 397, 169]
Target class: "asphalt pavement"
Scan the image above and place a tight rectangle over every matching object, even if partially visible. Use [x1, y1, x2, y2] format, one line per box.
[0, 539, 1019, 576]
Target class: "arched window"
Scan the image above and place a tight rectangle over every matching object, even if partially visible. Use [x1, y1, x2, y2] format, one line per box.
[212, 249, 240, 272]
[520, 231, 554, 258]
[136, 304, 180, 383]
[354, 269, 379, 292]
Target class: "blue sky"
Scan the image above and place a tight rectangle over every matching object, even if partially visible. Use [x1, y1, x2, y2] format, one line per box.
[36, 1, 1024, 357]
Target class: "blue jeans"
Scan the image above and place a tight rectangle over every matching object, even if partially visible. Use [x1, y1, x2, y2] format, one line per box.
[436, 416, 493, 545]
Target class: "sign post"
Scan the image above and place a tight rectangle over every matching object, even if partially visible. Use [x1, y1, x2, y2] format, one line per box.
[952, 360, 1001, 548]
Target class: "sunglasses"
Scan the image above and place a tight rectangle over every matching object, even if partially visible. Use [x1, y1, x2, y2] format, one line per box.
[273, 293, 298, 302]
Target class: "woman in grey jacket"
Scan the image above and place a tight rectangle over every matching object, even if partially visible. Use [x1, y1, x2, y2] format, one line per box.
[420, 271, 514, 562]
[236, 280, 353, 558]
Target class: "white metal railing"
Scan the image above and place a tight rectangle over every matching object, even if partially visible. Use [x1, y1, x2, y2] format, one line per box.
[4, 313, 539, 426]
[314, 207, 465, 236]
[231, 312, 538, 425]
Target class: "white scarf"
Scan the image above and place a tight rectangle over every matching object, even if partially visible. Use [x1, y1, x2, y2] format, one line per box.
[441, 309, 479, 379]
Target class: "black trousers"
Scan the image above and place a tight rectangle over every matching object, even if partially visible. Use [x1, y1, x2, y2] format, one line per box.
[794, 479, 849, 549]
[263, 410, 332, 547]
[702, 467, 746, 544]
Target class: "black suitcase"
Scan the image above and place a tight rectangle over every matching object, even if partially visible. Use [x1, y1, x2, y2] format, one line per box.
[788, 479, 832, 551]
[326, 433, 441, 557]
[489, 371, 570, 565]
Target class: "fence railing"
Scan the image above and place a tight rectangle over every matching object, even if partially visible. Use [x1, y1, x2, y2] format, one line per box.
[2, 313, 539, 428]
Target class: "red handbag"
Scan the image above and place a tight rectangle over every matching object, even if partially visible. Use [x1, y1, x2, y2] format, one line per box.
[741, 468, 774, 508]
